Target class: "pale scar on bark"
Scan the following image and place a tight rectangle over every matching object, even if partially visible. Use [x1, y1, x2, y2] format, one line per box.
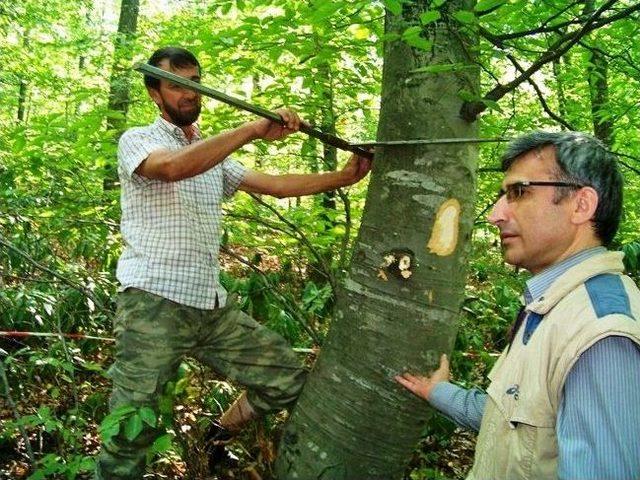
[378, 250, 414, 280]
[427, 198, 460, 256]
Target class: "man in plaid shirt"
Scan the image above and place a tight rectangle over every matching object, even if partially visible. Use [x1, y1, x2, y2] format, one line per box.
[96, 46, 371, 479]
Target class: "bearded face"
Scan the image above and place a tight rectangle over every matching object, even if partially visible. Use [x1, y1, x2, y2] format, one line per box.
[159, 91, 201, 127]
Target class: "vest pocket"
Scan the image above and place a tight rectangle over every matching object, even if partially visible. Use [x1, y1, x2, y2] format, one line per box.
[478, 393, 556, 479]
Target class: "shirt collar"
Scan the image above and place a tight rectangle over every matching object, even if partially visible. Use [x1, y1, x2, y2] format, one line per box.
[524, 246, 607, 304]
[154, 116, 201, 143]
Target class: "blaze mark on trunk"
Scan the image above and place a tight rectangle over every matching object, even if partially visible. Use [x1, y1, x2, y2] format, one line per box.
[427, 198, 460, 256]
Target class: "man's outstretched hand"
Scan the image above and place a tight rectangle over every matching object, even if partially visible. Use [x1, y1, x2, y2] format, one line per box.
[395, 353, 450, 401]
[341, 152, 372, 186]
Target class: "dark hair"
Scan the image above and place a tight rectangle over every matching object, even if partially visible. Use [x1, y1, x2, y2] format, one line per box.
[501, 131, 623, 245]
[144, 47, 200, 90]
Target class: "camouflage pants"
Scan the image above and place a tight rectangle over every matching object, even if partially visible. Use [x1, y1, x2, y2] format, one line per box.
[95, 288, 307, 480]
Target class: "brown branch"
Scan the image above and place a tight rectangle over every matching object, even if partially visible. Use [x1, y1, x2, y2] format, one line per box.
[504, 52, 576, 130]
[0, 273, 59, 284]
[617, 159, 640, 176]
[463, 0, 640, 121]
[224, 211, 333, 282]
[246, 193, 336, 290]
[579, 40, 640, 78]
[480, 0, 585, 41]
[612, 151, 640, 176]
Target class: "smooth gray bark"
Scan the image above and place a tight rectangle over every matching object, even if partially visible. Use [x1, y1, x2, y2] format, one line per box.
[275, 2, 478, 478]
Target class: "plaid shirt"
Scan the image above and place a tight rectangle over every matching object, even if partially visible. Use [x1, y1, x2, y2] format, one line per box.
[116, 117, 246, 309]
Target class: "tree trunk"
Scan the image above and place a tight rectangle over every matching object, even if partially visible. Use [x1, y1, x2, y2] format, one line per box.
[587, 50, 613, 145]
[275, 1, 478, 478]
[583, 0, 614, 146]
[17, 79, 27, 122]
[104, 0, 140, 190]
[307, 11, 340, 286]
[107, 0, 139, 127]
[17, 32, 29, 122]
[309, 48, 338, 286]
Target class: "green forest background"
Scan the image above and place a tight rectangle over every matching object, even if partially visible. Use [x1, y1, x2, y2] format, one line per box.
[1, 0, 640, 478]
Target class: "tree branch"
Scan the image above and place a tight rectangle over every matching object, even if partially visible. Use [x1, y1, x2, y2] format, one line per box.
[463, 0, 640, 121]
[246, 193, 336, 290]
[224, 211, 333, 283]
[504, 52, 576, 130]
[480, 0, 585, 42]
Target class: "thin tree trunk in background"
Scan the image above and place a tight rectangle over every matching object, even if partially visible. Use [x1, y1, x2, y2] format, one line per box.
[552, 57, 567, 123]
[17, 79, 27, 122]
[587, 51, 613, 145]
[308, 59, 338, 285]
[318, 60, 337, 213]
[583, 0, 613, 146]
[107, 0, 139, 127]
[275, 1, 479, 477]
[17, 33, 29, 122]
[308, 11, 339, 285]
[104, 0, 140, 190]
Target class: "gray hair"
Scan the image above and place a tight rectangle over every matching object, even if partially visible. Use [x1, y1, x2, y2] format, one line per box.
[501, 131, 623, 245]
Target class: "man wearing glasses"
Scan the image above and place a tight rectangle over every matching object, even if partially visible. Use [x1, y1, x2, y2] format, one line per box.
[396, 131, 640, 479]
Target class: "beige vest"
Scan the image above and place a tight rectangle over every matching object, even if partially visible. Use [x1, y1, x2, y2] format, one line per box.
[468, 252, 640, 480]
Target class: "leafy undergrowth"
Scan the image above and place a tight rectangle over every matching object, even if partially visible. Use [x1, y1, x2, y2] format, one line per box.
[1, 345, 477, 480]
[0, 246, 514, 480]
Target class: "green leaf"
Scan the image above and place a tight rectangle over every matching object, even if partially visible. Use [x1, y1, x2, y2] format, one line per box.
[349, 24, 371, 40]
[28, 471, 45, 480]
[453, 10, 477, 24]
[383, 0, 402, 15]
[458, 89, 481, 102]
[124, 414, 143, 441]
[12, 135, 26, 153]
[402, 26, 432, 51]
[99, 422, 120, 443]
[474, 0, 507, 12]
[482, 98, 503, 112]
[309, 2, 342, 22]
[99, 404, 135, 442]
[151, 433, 173, 454]
[419, 10, 441, 25]
[110, 405, 137, 417]
[138, 407, 157, 428]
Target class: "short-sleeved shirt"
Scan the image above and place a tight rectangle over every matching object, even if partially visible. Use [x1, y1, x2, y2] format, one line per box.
[116, 116, 246, 309]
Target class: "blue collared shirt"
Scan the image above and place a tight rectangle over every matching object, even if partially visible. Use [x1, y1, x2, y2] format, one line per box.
[429, 248, 640, 479]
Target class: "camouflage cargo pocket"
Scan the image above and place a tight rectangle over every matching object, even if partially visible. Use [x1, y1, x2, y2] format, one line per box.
[107, 361, 159, 404]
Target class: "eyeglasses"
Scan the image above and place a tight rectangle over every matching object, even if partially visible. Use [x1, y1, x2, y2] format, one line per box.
[496, 181, 585, 203]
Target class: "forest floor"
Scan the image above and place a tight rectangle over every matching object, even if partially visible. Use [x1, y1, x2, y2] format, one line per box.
[1, 349, 476, 479]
